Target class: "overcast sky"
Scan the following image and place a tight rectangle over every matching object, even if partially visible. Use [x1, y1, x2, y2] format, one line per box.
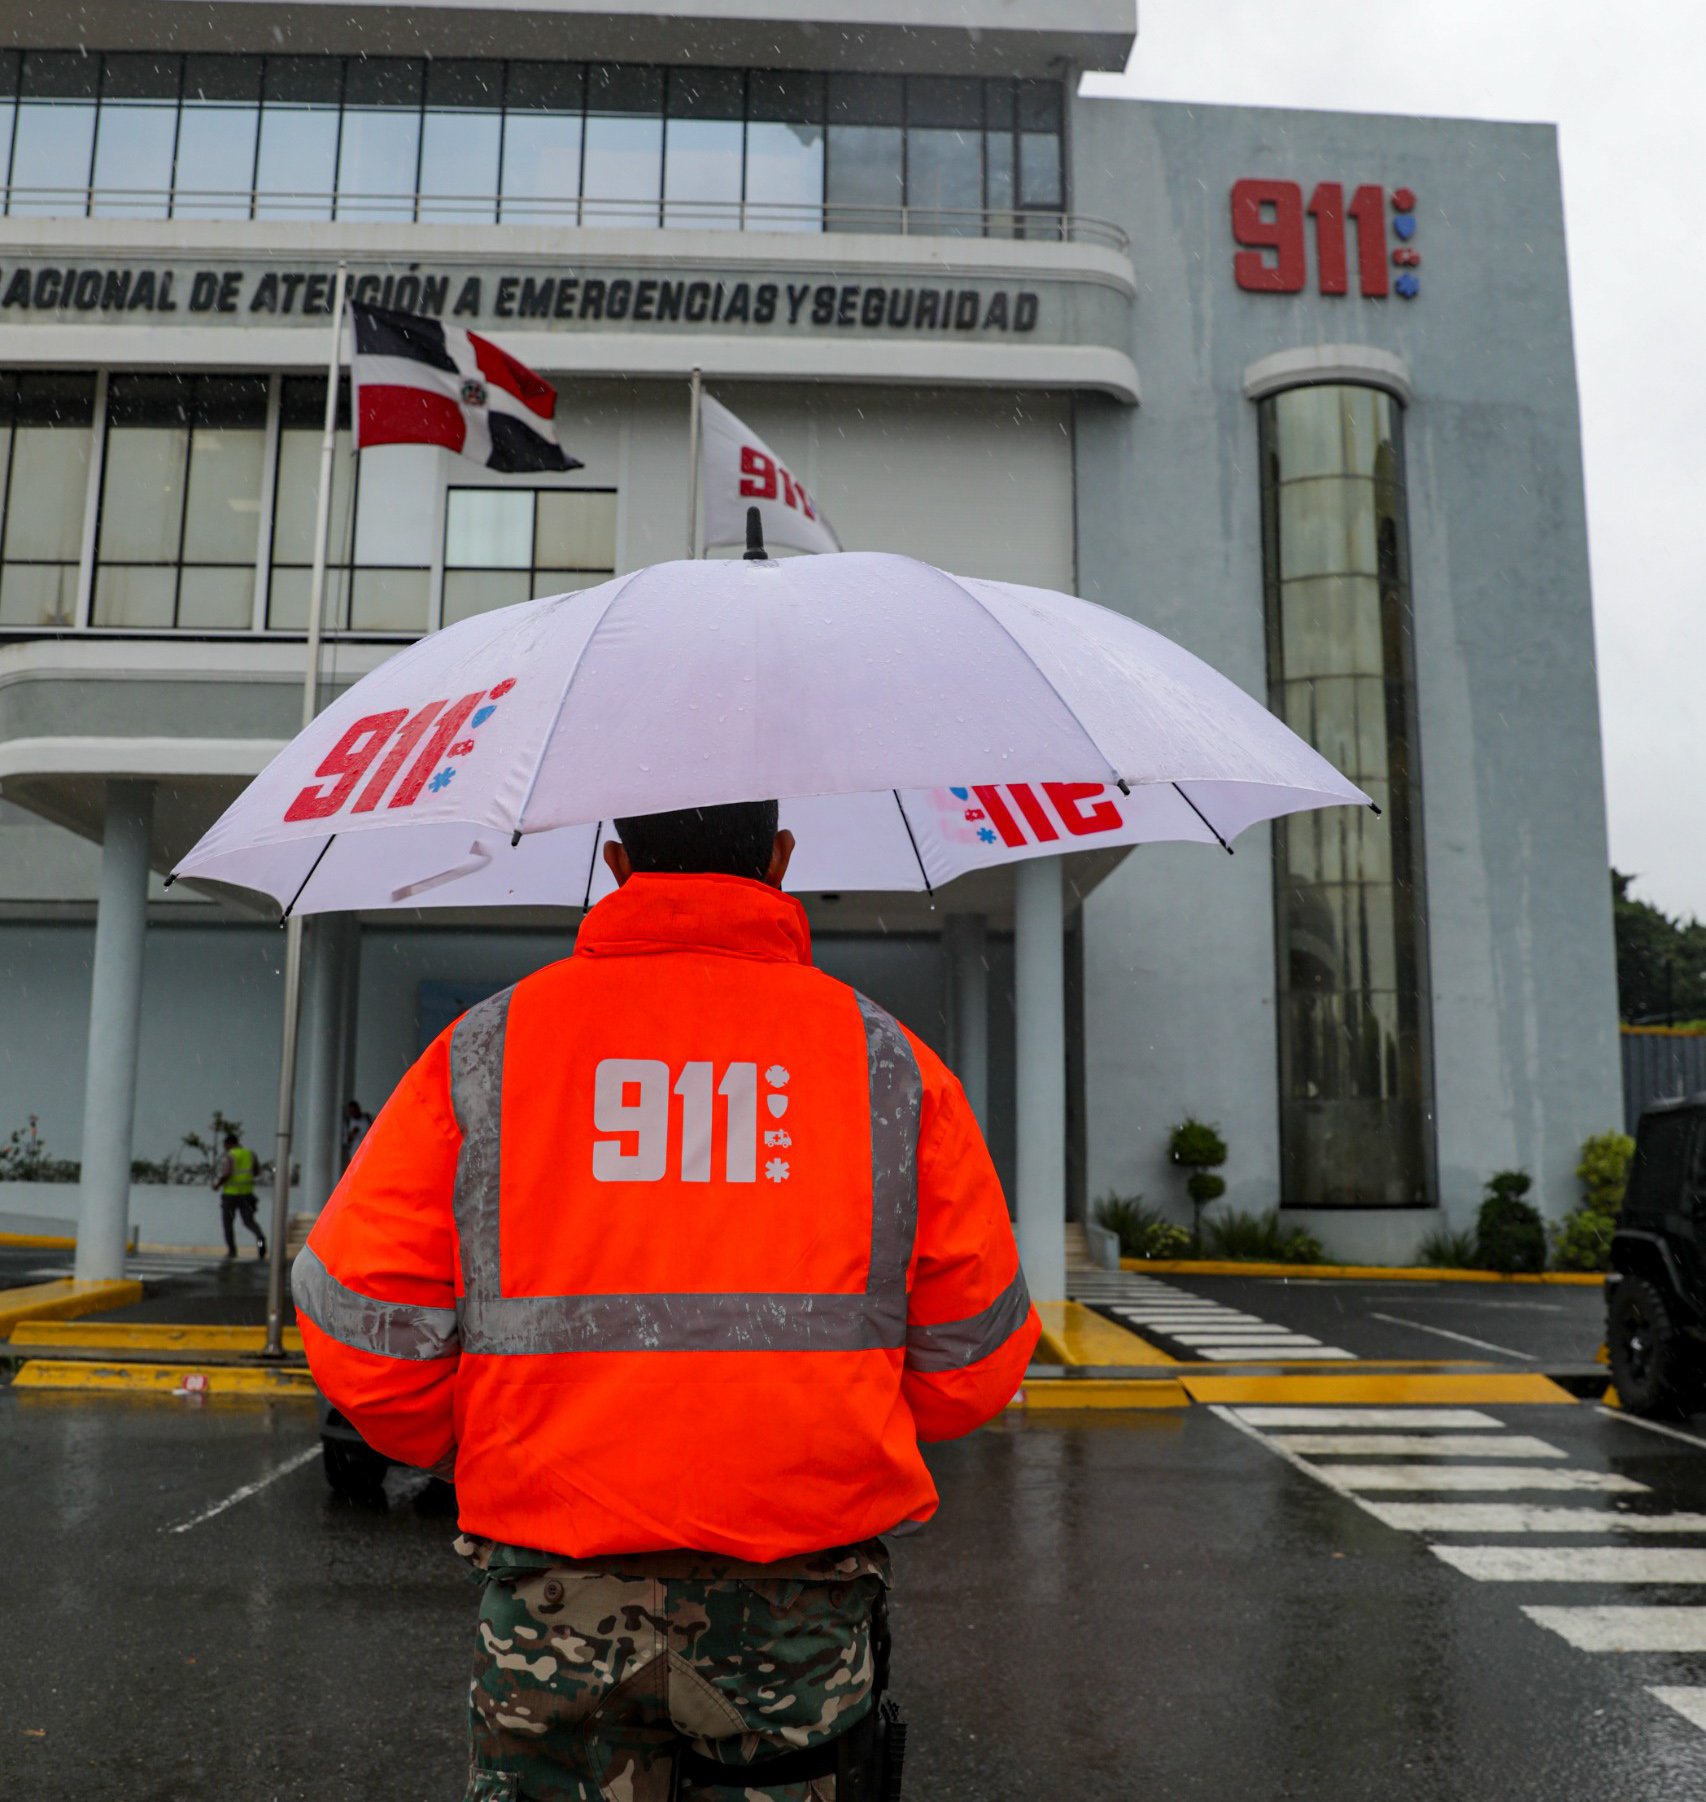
[1083, 1, 1704, 921]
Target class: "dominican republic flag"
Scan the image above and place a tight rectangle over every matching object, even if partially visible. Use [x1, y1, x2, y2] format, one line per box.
[350, 304, 581, 474]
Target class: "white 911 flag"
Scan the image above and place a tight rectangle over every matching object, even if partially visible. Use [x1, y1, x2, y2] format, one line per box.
[700, 393, 841, 555]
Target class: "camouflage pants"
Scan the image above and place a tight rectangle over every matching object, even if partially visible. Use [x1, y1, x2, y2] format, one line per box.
[458, 1537, 888, 1802]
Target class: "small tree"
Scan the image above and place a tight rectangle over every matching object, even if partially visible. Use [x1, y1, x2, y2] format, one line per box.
[1576, 1132, 1635, 1216]
[1168, 1116, 1228, 1253]
[1475, 1170, 1545, 1274]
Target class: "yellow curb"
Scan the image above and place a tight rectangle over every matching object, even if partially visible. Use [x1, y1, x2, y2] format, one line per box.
[1178, 1371, 1578, 1406]
[0, 1278, 144, 1340]
[10, 1359, 317, 1396]
[1011, 1378, 1192, 1410]
[1035, 1300, 1179, 1368]
[0, 1230, 77, 1249]
[10, 1321, 303, 1353]
[1121, 1258, 1605, 1285]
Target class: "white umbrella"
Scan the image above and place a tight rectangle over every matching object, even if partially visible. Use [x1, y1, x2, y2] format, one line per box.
[171, 551, 1369, 910]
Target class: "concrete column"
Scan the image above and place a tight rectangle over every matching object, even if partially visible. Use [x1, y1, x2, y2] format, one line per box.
[74, 780, 153, 1281]
[1014, 857, 1066, 1302]
[300, 916, 347, 1216]
[944, 914, 990, 1129]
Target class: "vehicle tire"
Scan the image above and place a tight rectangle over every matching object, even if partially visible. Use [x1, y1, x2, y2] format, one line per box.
[1609, 1276, 1699, 1419]
[322, 1435, 390, 1504]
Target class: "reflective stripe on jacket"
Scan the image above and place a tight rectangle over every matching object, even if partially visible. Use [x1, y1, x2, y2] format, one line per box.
[294, 872, 1039, 1562]
[222, 1146, 256, 1197]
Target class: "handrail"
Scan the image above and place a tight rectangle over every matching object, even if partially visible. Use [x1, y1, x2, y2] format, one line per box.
[0, 186, 1131, 251]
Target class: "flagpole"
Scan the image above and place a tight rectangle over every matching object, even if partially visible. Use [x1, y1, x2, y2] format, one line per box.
[264, 259, 348, 1360]
[686, 365, 703, 559]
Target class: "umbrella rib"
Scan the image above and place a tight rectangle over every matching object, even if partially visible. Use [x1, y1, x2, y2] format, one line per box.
[1171, 783, 1234, 855]
[891, 791, 933, 897]
[281, 834, 337, 923]
[946, 572, 1126, 788]
[509, 572, 646, 841]
[582, 823, 602, 911]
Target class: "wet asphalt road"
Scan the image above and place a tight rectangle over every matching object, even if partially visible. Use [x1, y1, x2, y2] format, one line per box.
[9, 1384, 1706, 1799]
[1111, 1272, 1609, 1370]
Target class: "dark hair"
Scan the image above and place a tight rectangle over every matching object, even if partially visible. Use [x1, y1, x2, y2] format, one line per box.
[223, 1133, 238, 1147]
[613, 800, 779, 881]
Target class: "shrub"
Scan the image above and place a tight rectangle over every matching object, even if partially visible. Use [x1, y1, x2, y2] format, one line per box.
[1576, 1132, 1634, 1217]
[1417, 1225, 1480, 1269]
[1475, 1171, 1545, 1274]
[0, 1117, 79, 1183]
[1094, 1195, 1192, 1261]
[1205, 1209, 1324, 1264]
[1550, 1208, 1616, 1273]
[1168, 1116, 1229, 1249]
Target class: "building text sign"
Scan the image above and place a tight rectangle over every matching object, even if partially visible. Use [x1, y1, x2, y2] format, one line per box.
[1231, 182, 1419, 299]
[0, 259, 1045, 338]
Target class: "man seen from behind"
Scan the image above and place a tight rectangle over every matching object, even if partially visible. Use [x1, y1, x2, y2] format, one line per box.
[295, 801, 1040, 1801]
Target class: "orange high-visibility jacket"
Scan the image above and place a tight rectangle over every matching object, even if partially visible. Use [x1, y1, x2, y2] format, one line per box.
[295, 873, 1039, 1562]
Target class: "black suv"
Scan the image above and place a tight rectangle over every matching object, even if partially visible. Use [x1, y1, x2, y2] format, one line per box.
[1607, 1096, 1706, 1417]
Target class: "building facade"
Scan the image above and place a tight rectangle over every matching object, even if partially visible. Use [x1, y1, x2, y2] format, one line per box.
[0, 2, 1621, 1276]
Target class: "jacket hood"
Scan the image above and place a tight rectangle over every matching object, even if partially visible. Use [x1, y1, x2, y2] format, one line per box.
[574, 872, 813, 966]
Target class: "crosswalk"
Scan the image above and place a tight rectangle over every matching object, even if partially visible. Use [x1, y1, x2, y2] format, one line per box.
[27, 1250, 230, 1282]
[1218, 1401, 1706, 1739]
[1069, 1268, 1355, 1360]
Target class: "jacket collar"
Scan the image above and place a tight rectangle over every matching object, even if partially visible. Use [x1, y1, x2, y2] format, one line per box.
[575, 872, 813, 966]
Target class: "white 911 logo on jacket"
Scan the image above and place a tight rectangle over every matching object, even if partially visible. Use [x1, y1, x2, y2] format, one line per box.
[593, 1058, 791, 1183]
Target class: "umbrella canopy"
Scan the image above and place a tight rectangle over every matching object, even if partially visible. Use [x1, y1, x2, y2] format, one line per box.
[171, 551, 1369, 913]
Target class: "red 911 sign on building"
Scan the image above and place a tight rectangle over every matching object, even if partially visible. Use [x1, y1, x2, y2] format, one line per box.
[1231, 181, 1420, 299]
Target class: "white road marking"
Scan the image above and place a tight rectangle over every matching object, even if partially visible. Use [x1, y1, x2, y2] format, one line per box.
[1335, 1465, 1648, 1492]
[1199, 1345, 1357, 1360]
[1523, 1607, 1706, 1652]
[1232, 1408, 1505, 1429]
[164, 1444, 322, 1534]
[1596, 1406, 1706, 1451]
[1435, 1545, 1706, 1583]
[1361, 1502, 1706, 1534]
[1366, 1312, 1536, 1360]
[1168, 1328, 1324, 1345]
[1650, 1688, 1706, 1731]
[1270, 1433, 1565, 1459]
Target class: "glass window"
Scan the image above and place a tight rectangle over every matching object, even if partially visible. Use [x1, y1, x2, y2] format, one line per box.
[94, 374, 266, 630]
[664, 67, 743, 230]
[91, 57, 182, 220]
[337, 59, 422, 222]
[583, 64, 663, 227]
[500, 63, 584, 224]
[1260, 383, 1433, 1209]
[347, 437, 435, 634]
[827, 74, 903, 233]
[174, 56, 261, 220]
[0, 53, 18, 196]
[536, 490, 617, 569]
[0, 373, 94, 626]
[446, 488, 532, 568]
[10, 52, 99, 217]
[269, 375, 354, 629]
[256, 56, 342, 221]
[443, 486, 616, 625]
[418, 60, 502, 224]
[745, 72, 823, 231]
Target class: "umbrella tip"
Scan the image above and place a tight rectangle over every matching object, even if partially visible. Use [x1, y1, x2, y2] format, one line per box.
[163, 872, 176, 888]
[743, 506, 768, 562]
[1368, 802, 1383, 817]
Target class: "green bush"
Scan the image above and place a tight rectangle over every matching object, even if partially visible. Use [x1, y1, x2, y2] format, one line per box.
[1094, 1196, 1193, 1261]
[1169, 1118, 1228, 1173]
[1205, 1209, 1324, 1264]
[0, 1116, 79, 1183]
[1550, 1208, 1616, 1272]
[1576, 1131, 1634, 1216]
[1417, 1225, 1481, 1269]
[1475, 1171, 1546, 1274]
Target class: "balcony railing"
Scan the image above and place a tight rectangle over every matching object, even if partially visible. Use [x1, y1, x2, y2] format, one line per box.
[0, 187, 1131, 251]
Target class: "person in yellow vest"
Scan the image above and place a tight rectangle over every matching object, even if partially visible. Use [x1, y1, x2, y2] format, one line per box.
[214, 1131, 266, 1261]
